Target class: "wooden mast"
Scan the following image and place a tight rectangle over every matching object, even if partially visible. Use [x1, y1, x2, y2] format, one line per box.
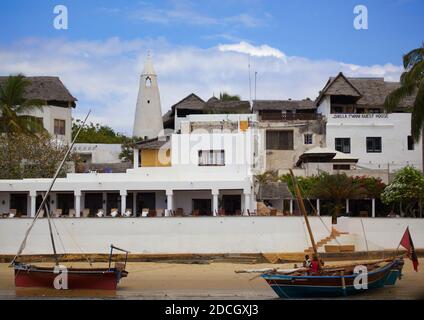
[10, 111, 91, 266]
[289, 169, 320, 262]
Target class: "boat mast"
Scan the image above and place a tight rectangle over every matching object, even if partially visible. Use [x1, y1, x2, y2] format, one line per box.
[288, 169, 320, 261]
[10, 111, 91, 266]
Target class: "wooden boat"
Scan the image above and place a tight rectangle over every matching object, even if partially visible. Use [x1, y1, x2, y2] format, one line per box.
[262, 258, 404, 298]
[258, 169, 406, 299]
[10, 112, 130, 291]
[14, 254, 129, 290]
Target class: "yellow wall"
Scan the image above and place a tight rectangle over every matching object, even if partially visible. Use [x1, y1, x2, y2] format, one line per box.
[141, 149, 171, 167]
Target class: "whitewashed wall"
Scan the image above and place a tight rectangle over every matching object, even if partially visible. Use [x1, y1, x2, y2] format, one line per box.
[23, 105, 72, 144]
[1, 217, 423, 255]
[325, 113, 422, 172]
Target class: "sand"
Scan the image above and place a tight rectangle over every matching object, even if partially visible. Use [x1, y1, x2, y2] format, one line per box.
[0, 259, 423, 299]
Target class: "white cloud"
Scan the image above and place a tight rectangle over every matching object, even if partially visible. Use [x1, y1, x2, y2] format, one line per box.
[0, 37, 403, 135]
[219, 41, 287, 61]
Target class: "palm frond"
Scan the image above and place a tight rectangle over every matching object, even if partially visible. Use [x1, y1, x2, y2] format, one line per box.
[15, 99, 45, 113]
[403, 44, 424, 70]
[411, 81, 424, 141]
[384, 83, 415, 112]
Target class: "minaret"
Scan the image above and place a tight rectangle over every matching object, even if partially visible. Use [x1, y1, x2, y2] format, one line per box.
[133, 53, 164, 139]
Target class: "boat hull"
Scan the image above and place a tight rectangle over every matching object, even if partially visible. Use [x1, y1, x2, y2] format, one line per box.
[14, 264, 128, 290]
[262, 259, 403, 298]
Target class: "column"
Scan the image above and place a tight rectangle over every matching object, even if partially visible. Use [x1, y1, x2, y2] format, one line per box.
[289, 199, 294, 215]
[212, 189, 219, 217]
[102, 192, 107, 212]
[120, 190, 127, 214]
[316, 199, 321, 216]
[371, 198, 376, 218]
[166, 190, 173, 216]
[244, 193, 251, 214]
[30, 190, 37, 217]
[133, 192, 137, 215]
[133, 148, 140, 168]
[74, 190, 81, 217]
[346, 199, 350, 214]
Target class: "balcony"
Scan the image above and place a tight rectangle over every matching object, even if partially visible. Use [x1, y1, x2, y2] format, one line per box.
[260, 113, 322, 121]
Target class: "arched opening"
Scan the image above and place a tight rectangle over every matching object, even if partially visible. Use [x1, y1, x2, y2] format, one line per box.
[145, 77, 152, 87]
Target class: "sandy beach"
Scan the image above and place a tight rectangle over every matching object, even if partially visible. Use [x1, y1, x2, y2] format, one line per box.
[0, 259, 423, 299]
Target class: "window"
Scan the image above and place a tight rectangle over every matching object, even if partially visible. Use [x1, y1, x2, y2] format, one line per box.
[335, 138, 351, 153]
[266, 130, 294, 150]
[408, 136, 414, 150]
[366, 137, 382, 153]
[145, 77, 152, 87]
[198, 150, 225, 166]
[333, 164, 350, 170]
[304, 133, 313, 145]
[54, 119, 66, 135]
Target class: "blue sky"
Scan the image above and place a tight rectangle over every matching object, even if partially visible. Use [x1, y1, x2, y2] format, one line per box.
[0, 0, 423, 133]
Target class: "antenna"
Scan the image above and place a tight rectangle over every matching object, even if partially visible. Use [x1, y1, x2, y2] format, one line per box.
[254, 71, 258, 101]
[248, 55, 252, 102]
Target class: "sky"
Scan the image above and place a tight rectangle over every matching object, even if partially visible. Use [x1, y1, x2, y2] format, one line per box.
[0, 0, 423, 134]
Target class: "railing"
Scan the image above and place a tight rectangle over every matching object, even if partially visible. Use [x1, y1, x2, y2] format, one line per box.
[261, 113, 322, 121]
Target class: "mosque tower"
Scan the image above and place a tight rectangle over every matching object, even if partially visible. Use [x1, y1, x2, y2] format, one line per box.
[133, 52, 164, 139]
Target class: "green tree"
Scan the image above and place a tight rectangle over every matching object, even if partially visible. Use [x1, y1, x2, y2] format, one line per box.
[219, 92, 241, 101]
[381, 166, 424, 217]
[0, 132, 72, 179]
[0, 74, 45, 136]
[72, 119, 143, 163]
[385, 44, 424, 141]
[279, 174, 320, 198]
[72, 120, 127, 144]
[309, 173, 366, 223]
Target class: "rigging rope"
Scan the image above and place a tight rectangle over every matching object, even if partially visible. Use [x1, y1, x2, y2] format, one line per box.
[296, 181, 341, 246]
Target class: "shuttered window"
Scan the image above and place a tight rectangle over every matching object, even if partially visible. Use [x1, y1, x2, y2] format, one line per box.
[54, 119, 66, 135]
[335, 138, 351, 153]
[198, 150, 225, 166]
[266, 130, 294, 150]
[366, 137, 382, 153]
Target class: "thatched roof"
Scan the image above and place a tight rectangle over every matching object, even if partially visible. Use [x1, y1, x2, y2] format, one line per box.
[253, 99, 315, 111]
[0, 76, 77, 107]
[204, 99, 251, 114]
[172, 93, 205, 111]
[316, 72, 415, 108]
[257, 182, 293, 200]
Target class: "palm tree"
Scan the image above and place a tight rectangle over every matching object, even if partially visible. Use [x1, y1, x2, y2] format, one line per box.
[385, 44, 424, 142]
[219, 92, 241, 101]
[310, 173, 366, 224]
[0, 74, 45, 136]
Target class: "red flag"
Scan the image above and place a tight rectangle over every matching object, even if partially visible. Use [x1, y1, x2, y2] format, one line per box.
[400, 227, 419, 272]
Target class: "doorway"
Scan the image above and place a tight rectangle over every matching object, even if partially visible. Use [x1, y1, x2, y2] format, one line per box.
[221, 195, 241, 215]
[10, 193, 28, 216]
[193, 199, 212, 216]
[57, 193, 74, 216]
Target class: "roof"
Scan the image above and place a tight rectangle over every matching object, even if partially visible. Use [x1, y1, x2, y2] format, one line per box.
[134, 136, 170, 149]
[257, 182, 293, 200]
[253, 99, 315, 111]
[204, 100, 251, 114]
[171, 93, 205, 111]
[296, 146, 358, 166]
[316, 72, 415, 108]
[0, 76, 77, 107]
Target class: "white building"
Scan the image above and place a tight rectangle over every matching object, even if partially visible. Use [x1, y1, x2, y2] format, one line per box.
[0, 76, 76, 144]
[316, 73, 422, 173]
[0, 58, 257, 218]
